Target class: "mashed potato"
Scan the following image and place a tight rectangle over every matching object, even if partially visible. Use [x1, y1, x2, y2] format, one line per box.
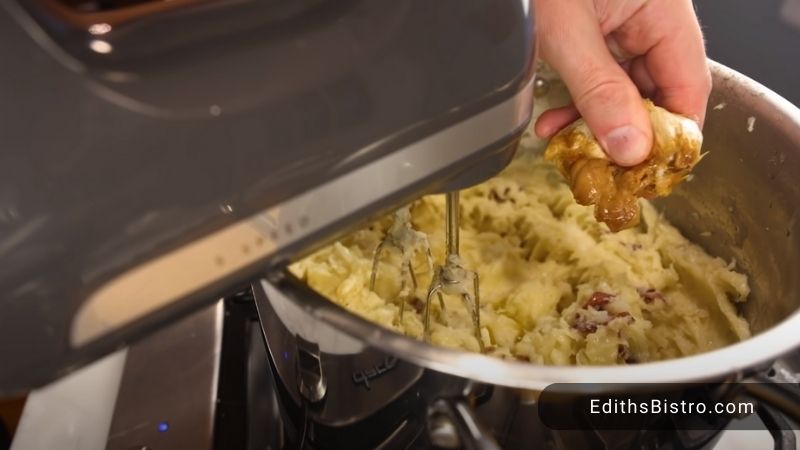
[289, 74, 751, 366]
[290, 143, 750, 365]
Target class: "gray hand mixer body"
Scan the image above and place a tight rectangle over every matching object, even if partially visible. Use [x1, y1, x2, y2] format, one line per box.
[0, 0, 535, 392]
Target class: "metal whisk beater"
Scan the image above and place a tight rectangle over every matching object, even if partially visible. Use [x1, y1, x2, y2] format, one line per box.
[424, 191, 483, 351]
[369, 206, 442, 320]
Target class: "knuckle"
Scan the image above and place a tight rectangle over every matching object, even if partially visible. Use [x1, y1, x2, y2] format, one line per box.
[592, 0, 611, 22]
[573, 70, 631, 109]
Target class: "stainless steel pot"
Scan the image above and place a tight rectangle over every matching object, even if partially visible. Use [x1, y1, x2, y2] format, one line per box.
[253, 60, 800, 448]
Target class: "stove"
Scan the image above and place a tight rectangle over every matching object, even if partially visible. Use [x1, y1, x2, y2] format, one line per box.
[10, 290, 800, 450]
[247, 284, 800, 450]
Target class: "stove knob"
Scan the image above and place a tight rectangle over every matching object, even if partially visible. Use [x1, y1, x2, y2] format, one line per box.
[428, 399, 501, 450]
[428, 412, 461, 449]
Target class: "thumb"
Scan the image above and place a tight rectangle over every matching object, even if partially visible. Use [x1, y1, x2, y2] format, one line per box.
[536, 0, 652, 166]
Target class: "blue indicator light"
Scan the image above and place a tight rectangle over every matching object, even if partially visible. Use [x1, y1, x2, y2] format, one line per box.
[157, 422, 169, 433]
[282, 351, 289, 361]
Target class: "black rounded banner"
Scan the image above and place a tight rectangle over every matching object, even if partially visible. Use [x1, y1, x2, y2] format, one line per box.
[538, 383, 800, 430]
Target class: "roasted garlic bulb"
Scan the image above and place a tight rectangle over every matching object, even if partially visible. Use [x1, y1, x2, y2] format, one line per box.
[544, 100, 703, 231]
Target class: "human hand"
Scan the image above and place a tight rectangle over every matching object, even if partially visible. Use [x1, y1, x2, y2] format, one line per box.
[533, 0, 712, 166]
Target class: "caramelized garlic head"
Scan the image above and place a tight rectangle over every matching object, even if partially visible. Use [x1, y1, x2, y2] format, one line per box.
[544, 100, 703, 231]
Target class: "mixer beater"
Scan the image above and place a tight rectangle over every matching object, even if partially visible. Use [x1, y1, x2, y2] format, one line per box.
[369, 206, 440, 320]
[369, 193, 483, 351]
[424, 192, 483, 351]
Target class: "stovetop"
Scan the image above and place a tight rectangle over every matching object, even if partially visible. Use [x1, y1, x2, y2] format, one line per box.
[232, 291, 800, 450]
[13, 290, 797, 450]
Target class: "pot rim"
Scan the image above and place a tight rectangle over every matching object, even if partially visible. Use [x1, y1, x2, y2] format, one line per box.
[278, 60, 800, 390]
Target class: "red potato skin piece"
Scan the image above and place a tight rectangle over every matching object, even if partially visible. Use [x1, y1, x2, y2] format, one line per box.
[585, 291, 614, 310]
[574, 292, 635, 336]
[639, 288, 665, 304]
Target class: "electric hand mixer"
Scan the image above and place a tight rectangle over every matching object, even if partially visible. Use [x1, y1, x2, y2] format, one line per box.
[0, 0, 535, 392]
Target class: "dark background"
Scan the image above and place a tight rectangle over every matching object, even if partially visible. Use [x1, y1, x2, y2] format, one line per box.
[696, 0, 800, 106]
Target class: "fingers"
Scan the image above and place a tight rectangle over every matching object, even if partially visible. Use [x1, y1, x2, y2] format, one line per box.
[613, 0, 712, 125]
[535, 0, 652, 166]
[628, 57, 657, 98]
[535, 104, 580, 138]
[535, 58, 656, 139]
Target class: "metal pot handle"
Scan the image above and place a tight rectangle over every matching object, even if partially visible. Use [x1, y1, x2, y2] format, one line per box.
[755, 403, 797, 450]
[427, 398, 501, 450]
[295, 336, 327, 404]
[742, 374, 800, 425]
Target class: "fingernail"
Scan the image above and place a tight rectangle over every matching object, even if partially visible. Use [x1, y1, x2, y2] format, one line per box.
[602, 126, 650, 166]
